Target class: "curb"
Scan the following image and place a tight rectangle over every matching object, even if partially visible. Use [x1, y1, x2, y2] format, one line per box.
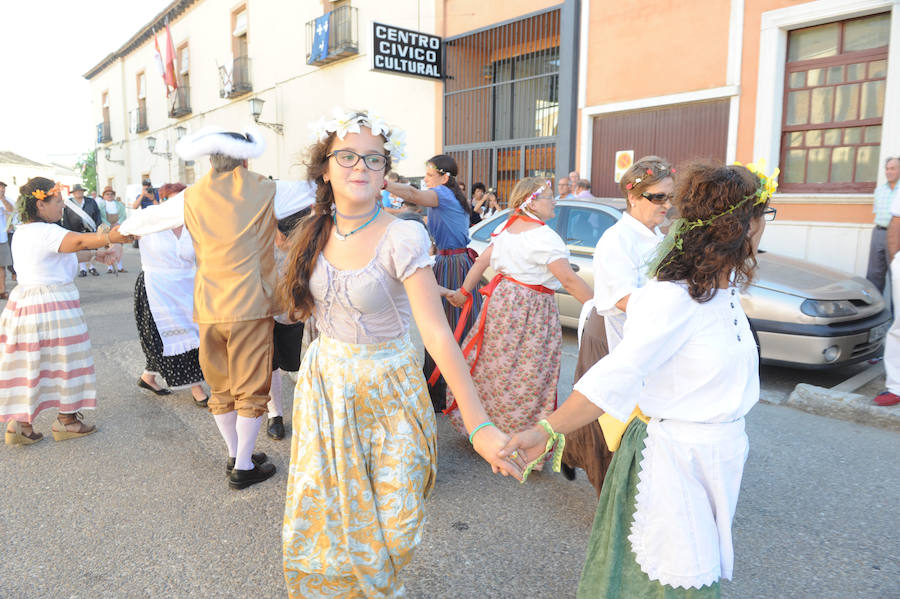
[787, 383, 900, 432]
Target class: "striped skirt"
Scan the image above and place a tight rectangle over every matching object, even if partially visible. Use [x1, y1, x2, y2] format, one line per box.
[433, 251, 481, 340]
[283, 334, 437, 598]
[0, 283, 96, 423]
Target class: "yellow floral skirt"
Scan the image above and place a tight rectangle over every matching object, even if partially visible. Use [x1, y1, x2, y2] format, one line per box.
[282, 334, 437, 599]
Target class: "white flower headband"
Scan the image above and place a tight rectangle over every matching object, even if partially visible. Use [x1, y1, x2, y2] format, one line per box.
[522, 180, 551, 210]
[308, 107, 407, 162]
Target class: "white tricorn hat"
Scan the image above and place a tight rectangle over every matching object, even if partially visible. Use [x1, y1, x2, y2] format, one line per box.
[176, 125, 266, 161]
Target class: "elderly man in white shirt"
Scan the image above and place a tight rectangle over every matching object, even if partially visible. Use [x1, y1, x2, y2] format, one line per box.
[874, 156, 900, 406]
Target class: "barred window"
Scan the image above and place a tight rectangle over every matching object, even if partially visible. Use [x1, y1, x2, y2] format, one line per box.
[779, 13, 889, 193]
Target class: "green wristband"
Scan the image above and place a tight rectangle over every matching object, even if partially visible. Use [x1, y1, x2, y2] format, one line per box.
[468, 421, 495, 444]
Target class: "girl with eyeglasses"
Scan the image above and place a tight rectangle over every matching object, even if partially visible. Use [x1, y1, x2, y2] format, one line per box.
[279, 111, 524, 598]
[445, 177, 592, 468]
[561, 156, 675, 495]
[385, 155, 482, 411]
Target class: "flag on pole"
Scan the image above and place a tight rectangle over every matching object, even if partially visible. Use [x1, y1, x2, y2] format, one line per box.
[308, 13, 330, 64]
[164, 21, 178, 92]
[153, 33, 166, 89]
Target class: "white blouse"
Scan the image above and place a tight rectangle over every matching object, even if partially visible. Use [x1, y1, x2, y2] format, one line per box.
[489, 225, 569, 290]
[574, 279, 759, 589]
[592, 212, 663, 349]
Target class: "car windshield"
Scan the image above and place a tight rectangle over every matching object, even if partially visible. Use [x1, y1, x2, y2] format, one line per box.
[472, 211, 562, 242]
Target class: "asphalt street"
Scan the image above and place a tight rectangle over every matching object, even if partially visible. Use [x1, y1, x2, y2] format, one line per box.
[0, 246, 897, 598]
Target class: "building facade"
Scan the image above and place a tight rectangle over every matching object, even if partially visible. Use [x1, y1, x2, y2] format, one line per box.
[86, 0, 899, 276]
[439, 0, 900, 276]
[85, 0, 441, 201]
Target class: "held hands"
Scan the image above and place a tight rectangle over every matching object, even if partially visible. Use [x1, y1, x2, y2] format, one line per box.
[498, 425, 552, 475]
[447, 289, 468, 308]
[109, 225, 133, 245]
[471, 425, 527, 481]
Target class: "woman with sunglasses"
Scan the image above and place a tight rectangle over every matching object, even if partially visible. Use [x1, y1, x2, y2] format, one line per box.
[1, 177, 131, 445]
[561, 156, 674, 494]
[385, 155, 481, 411]
[502, 162, 776, 598]
[279, 111, 522, 598]
[444, 177, 592, 466]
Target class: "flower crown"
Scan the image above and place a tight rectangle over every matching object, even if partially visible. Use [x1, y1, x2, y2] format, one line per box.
[647, 159, 778, 276]
[26, 182, 61, 201]
[625, 164, 676, 190]
[522, 180, 551, 210]
[309, 108, 407, 162]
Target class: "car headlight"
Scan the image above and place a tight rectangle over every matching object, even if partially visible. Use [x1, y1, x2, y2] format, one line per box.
[800, 299, 858, 317]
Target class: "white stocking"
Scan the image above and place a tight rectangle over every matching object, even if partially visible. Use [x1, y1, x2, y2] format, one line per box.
[213, 411, 238, 458]
[234, 415, 263, 470]
[267, 369, 283, 417]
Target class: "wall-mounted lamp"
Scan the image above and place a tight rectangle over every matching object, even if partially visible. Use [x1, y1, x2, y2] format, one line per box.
[248, 97, 284, 135]
[146, 136, 172, 159]
[175, 126, 187, 140]
[104, 147, 124, 165]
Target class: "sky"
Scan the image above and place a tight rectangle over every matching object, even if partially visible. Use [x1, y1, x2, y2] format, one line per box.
[1, 0, 173, 166]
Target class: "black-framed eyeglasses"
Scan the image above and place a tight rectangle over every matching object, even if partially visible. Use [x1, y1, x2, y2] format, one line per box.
[640, 192, 673, 205]
[326, 150, 387, 171]
[763, 207, 776, 222]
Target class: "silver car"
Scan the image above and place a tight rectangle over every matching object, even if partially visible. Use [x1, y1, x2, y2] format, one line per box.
[467, 198, 890, 368]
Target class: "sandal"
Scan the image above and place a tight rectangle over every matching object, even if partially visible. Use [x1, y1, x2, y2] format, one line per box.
[5, 421, 43, 446]
[51, 412, 96, 441]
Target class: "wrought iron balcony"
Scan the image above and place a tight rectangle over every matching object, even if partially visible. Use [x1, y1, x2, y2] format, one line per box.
[306, 5, 359, 66]
[219, 56, 252, 99]
[168, 86, 191, 118]
[97, 122, 111, 144]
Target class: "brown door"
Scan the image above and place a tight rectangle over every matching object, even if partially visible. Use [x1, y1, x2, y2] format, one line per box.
[590, 100, 729, 197]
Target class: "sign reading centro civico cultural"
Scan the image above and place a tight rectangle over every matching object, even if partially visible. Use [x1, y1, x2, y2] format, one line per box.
[372, 22, 442, 79]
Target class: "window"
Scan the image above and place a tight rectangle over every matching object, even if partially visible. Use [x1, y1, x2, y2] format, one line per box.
[779, 13, 889, 192]
[232, 6, 248, 58]
[561, 207, 616, 249]
[99, 91, 111, 142]
[134, 72, 148, 133]
[171, 42, 191, 117]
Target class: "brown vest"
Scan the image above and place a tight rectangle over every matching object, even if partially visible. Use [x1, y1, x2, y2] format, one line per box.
[184, 166, 277, 324]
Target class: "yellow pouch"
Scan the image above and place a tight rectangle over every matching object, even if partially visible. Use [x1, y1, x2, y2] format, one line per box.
[598, 406, 649, 452]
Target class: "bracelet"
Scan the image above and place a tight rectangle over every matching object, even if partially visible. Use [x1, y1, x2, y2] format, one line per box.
[459, 287, 472, 298]
[468, 421, 495, 444]
[521, 419, 566, 483]
[382, 180, 389, 190]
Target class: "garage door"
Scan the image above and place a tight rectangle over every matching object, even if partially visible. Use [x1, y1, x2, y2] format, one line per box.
[590, 100, 729, 197]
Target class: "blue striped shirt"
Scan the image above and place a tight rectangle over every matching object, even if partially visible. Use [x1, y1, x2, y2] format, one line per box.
[878, 182, 900, 224]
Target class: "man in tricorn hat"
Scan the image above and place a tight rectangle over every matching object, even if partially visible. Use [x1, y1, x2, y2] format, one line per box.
[121, 125, 315, 489]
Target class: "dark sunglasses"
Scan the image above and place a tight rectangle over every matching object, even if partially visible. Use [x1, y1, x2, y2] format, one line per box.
[640, 192, 673, 204]
[763, 207, 776, 222]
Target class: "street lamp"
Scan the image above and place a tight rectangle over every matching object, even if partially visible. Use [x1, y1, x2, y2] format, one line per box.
[146, 135, 172, 159]
[248, 97, 284, 135]
[175, 126, 187, 140]
[104, 147, 124, 165]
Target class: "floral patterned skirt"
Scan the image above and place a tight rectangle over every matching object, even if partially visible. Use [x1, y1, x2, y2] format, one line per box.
[447, 277, 561, 446]
[282, 333, 437, 599]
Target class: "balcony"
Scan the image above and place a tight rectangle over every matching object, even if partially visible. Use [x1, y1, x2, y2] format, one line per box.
[97, 122, 111, 144]
[306, 5, 359, 66]
[129, 106, 148, 134]
[219, 56, 252, 99]
[169, 86, 191, 118]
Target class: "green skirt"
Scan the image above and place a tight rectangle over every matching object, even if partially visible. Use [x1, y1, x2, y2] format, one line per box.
[576, 419, 721, 599]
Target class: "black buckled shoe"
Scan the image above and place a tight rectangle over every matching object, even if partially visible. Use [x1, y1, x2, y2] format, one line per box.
[193, 395, 209, 408]
[226, 452, 268, 475]
[78, 270, 87, 278]
[137, 378, 172, 395]
[267, 416, 285, 440]
[229, 462, 276, 490]
[88, 267, 100, 276]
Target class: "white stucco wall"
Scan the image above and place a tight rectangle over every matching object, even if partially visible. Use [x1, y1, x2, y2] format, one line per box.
[89, 0, 441, 192]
